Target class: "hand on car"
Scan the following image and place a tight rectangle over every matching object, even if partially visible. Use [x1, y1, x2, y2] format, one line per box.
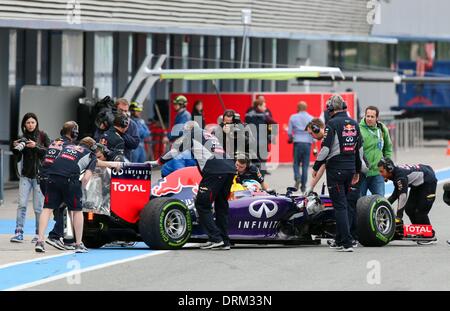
[351, 173, 359, 185]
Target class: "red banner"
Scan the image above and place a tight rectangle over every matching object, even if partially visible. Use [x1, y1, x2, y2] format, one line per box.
[170, 92, 355, 163]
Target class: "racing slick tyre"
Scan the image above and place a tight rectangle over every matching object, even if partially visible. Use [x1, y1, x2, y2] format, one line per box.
[357, 195, 395, 247]
[139, 197, 192, 250]
[444, 182, 450, 206]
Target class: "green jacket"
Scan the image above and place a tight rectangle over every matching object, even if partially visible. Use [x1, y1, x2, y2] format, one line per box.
[359, 118, 393, 177]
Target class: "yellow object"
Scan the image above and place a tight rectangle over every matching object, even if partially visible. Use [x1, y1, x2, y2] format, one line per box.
[230, 176, 246, 192]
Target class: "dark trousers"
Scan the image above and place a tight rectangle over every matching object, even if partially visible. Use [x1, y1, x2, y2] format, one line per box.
[347, 179, 361, 241]
[404, 181, 437, 226]
[327, 168, 355, 248]
[195, 173, 235, 245]
[40, 178, 65, 239]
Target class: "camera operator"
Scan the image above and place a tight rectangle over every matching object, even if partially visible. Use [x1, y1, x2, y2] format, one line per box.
[212, 109, 255, 161]
[10, 113, 50, 243]
[98, 114, 129, 161]
[93, 97, 139, 161]
[115, 98, 140, 160]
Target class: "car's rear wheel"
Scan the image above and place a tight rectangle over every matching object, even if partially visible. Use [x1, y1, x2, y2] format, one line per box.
[444, 182, 450, 206]
[357, 195, 395, 247]
[139, 197, 192, 250]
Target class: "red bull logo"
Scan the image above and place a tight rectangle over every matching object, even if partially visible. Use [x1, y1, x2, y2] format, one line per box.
[152, 167, 202, 197]
[342, 124, 357, 137]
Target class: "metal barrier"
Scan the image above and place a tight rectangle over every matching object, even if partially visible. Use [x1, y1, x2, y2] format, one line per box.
[0, 147, 13, 205]
[385, 118, 424, 156]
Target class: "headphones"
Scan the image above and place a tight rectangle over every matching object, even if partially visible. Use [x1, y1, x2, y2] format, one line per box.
[60, 122, 79, 140]
[223, 109, 238, 123]
[95, 143, 111, 156]
[310, 123, 321, 134]
[71, 124, 79, 140]
[115, 114, 130, 129]
[326, 96, 348, 113]
[379, 157, 395, 173]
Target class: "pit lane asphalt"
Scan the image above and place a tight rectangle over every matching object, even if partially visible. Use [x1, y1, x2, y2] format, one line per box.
[2, 142, 450, 291]
[28, 176, 450, 291]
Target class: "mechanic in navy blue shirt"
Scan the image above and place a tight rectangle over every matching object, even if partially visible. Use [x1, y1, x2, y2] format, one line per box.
[35, 137, 100, 253]
[378, 158, 437, 244]
[235, 157, 269, 191]
[153, 121, 235, 250]
[312, 95, 364, 252]
[39, 121, 78, 250]
[98, 113, 129, 161]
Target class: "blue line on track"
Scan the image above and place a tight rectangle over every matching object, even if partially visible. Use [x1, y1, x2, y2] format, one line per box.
[0, 247, 155, 290]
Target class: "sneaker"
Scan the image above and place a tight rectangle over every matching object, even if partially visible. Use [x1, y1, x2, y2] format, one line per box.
[327, 239, 342, 249]
[338, 247, 354, 252]
[31, 236, 39, 244]
[200, 241, 224, 250]
[212, 244, 231, 250]
[300, 185, 306, 193]
[294, 180, 300, 190]
[447, 240, 450, 246]
[35, 241, 45, 253]
[10, 231, 24, 243]
[352, 240, 358, 248]
[63, 242, 76, 251]
[46, 237, 66, 251]
[75, 243, 88, 253]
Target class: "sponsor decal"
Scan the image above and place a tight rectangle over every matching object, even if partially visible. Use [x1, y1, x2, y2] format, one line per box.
[110, 165, 152, 223]
[237, 220, 279, 229]
[343, 146, 355, 152]
[111, 182, 146, 193]
[61, 154, 76, 161]
[342, 124, 357, 137]
[249, 200, 278, 219]
[404, 224, 433, 237]
[151, 167, 201, 197]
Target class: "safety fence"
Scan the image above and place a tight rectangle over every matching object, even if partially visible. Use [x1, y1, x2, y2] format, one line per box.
[384, 118, 424, 154]
[0, 147, 13, 206]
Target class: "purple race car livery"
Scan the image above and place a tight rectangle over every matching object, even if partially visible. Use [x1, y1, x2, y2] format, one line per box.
[81, 163, 418, 249]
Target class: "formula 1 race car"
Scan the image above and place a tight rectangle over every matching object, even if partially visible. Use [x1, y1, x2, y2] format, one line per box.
[80, 163, 434, 249]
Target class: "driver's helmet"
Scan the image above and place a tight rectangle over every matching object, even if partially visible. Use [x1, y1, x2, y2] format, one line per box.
[242, 179, 262, 192]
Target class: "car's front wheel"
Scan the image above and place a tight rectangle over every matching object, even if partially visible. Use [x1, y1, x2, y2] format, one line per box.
[357, 195, 395, 247]
[139, 197, 192, 250]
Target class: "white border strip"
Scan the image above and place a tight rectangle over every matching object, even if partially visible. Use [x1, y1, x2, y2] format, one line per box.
[4, 251, 168, 291]
[0, 252, 72, 270]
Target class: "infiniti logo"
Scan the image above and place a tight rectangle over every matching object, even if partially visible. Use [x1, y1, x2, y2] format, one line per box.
[249, 200, 278, 219]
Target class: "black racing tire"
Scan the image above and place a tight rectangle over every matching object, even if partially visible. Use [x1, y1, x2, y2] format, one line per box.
[444, 182, 450, 206]
[83, 234, 109, 249]
[139, 197, 192, 250]
[444, 182, 450, 192]
[356, 195, 395, 247]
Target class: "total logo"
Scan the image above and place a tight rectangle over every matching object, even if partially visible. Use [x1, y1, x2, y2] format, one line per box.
[249, 200, 278, 219]
[112, 181, 147, 193]
[404, 224, 433, 237]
